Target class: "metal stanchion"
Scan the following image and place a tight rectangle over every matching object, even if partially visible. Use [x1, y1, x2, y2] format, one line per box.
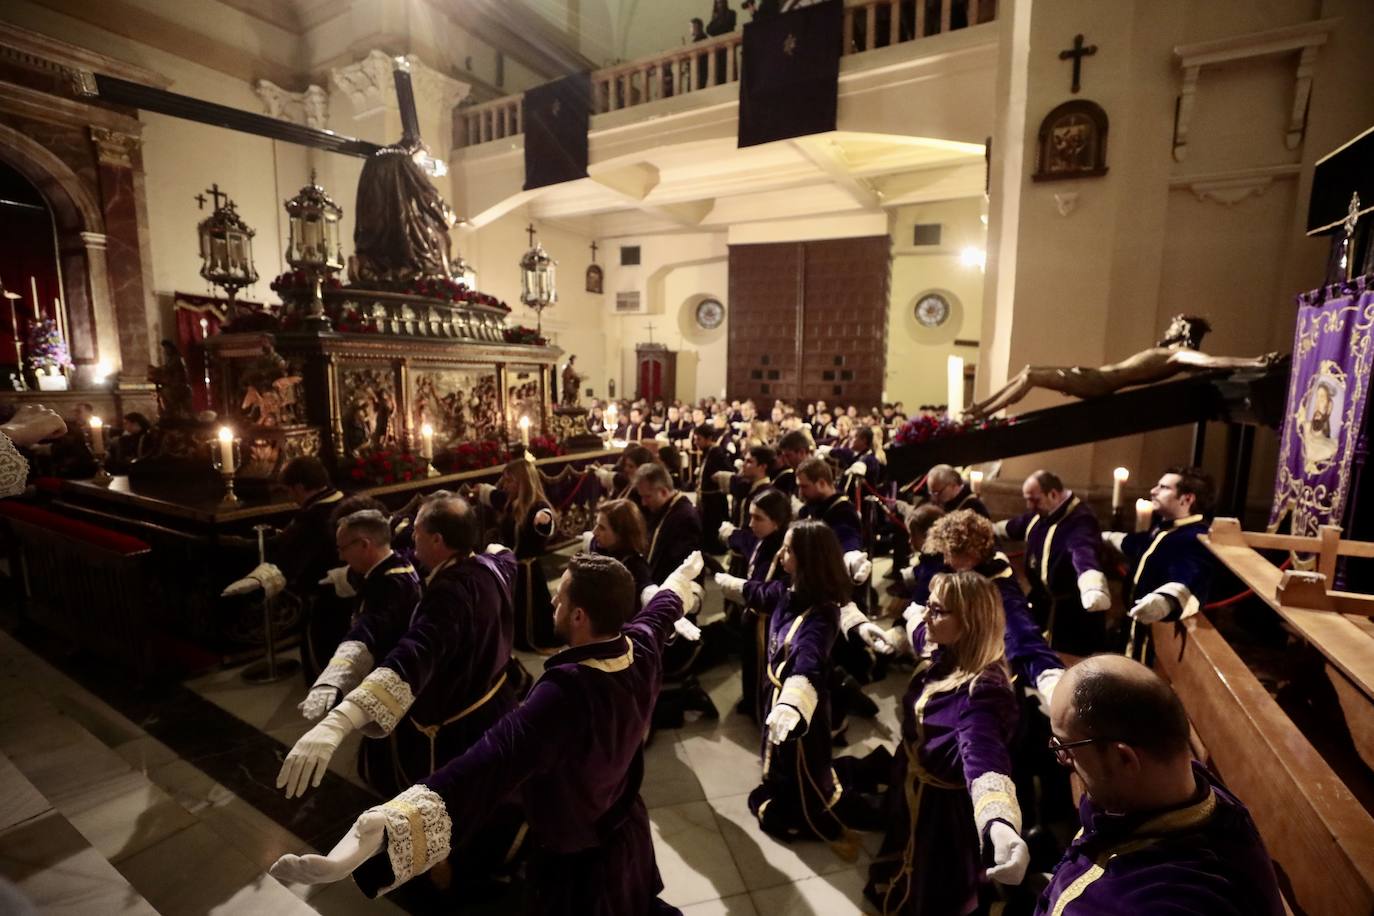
[242, 523, 300, 684]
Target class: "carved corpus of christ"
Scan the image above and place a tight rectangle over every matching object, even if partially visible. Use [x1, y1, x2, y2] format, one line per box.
[964, 315, 1282, 420]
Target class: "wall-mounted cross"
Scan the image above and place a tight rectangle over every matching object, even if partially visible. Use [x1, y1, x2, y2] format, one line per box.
[644, 321, 656, 343]
[1059, 34, 1097, 94]
[589, 240, 598, 264]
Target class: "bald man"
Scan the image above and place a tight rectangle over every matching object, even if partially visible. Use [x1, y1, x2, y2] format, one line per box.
[922, 463, 990, 518]
[1037, 655, 1283, 915]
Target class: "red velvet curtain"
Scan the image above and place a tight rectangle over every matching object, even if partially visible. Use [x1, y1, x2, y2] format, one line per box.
[173, 293, 228, 412]
[0, 201, 62, 371]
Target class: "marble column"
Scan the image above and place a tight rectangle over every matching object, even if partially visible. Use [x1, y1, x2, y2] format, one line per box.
[89, 126, 153, 386]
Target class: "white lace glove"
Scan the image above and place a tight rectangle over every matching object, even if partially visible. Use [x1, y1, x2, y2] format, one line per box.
[817, 444, 833, 458]
[673, 617, 702, 641]
[318, 566, 356, 599]
[1129, 592, 1172, 624]
[856, 621, 894, 655]
[534, 508, 554, 528]
[485, 542, 511, 555]
[847, 459, 867, 477]
[986, 821, 1030, 885]
[843, 550, 872, 585]
[298, 686, 339, 721]
[712, 470, 734, 492]
[765, 703, 802, 745]
[900, 565, 917, 588]
[277, 700, 367, 799]
[1102, 530, 1128, 552]
[580, 530, 595, 553]
[1034, 668, 1064, 718]
[595, 466, 617, 489]
[222, 562, 286, 599]
[718, 521, 736, 541]
[269, 810, 386, 886]
[660, 551, 704, 606]
[790, 495, 804, 516]
[903, 602, 927, 646]
[714, 572, 746, 603]
[733, 458, 744, 471]
[881, 624, 911, 656]
[475, 482, 497, 507]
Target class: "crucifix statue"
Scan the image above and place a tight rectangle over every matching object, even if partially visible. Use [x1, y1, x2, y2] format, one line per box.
[1059, 34, 1097, 94]
[351, 57, 458, 288]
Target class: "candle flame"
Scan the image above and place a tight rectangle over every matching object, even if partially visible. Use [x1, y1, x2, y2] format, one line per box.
[218, 426, 234, 443]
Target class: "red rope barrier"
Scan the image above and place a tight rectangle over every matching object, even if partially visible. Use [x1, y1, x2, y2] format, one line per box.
[555, 470, 592, 512]
[1202, 557, 1293, 610]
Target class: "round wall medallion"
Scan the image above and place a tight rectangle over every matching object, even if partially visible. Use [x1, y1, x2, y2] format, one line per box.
[695, 297, 725, 330]
[915, 293, 951, 328]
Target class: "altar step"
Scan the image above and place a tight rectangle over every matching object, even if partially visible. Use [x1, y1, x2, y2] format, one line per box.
[0, 629, 391, 915]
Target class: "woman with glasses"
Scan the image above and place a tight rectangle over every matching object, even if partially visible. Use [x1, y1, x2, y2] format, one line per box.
[863, 571, 1029, 914]
[715, 520, 854, 847]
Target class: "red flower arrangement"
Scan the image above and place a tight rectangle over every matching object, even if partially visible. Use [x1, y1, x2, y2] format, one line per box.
[341, 447, 431, 486]
[894, 412, 1015, 447]
[335, 306, 382, 335]
[503, 325, 548, 346]
[527, 435, 563, 459]
[404, 277, 511, 312]
[270, 270, 343, 295]
[433, 438, 509, 474]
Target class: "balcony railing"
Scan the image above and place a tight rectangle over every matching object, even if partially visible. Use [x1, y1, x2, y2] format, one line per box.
[456, 0, 996, 148]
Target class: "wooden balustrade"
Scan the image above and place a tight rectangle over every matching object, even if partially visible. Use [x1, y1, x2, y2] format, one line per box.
[456, 0, 995, 148]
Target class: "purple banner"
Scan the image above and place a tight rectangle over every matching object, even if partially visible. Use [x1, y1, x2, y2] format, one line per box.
[1270, 276, 1374, 535]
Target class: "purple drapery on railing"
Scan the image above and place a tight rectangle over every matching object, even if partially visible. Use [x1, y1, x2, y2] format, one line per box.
[1269, 275, 1374, 535]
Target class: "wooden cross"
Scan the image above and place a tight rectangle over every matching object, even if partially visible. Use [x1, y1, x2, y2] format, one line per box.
[1059, 34, 1097, 94]
[589, 240, 598, 264]
[194, 192, 207, 210]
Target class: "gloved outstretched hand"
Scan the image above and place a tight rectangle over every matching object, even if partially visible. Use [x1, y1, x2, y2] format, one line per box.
[855, 621, 894, 655]
[765, 703, 801, 745]
[1081, 586, 1111, 612]
[298, 686, 339, 721]
[318, 566, 356, 599]
[986, 821, 1030, 885]
[847, 460, 868, 477]
[714, 572, 746, 603]
[843, 550, 873, 585]
[580, 530, 595, 553]
[277, 701, 365, 799]
[222, 562, 286, 599]
[673, 617, 702, 641]
[1129, 592, 1172, 624]
[269, 809, 386, 886]
[718, 521, 736, 542]
[658, 551, 704, 611]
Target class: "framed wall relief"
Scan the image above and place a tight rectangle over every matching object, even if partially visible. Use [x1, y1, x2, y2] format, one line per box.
[410, 366, 502, 448]
[339, 364, 401, 457]
[1032, 99, 1109, 182]
[586, 263, 603, 294]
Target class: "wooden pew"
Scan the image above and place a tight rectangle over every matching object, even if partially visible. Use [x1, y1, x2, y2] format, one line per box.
[1147, 518, 1374, 914]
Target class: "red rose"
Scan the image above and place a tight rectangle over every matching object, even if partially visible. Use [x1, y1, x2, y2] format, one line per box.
[351, 468, 365, 480]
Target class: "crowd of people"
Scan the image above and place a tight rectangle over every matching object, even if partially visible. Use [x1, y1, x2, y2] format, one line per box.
[230, 389, 1287, 915]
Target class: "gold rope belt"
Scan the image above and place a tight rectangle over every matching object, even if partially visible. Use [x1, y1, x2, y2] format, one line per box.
[411, 670, 509, 773]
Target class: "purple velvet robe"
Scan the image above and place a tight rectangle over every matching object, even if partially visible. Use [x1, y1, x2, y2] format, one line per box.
[942, 483, 990, 519]
[1120, 513, 1212, 659]
[738, 530, 788, 723]
[357, 590, 689, 916]
[1034, 762, 1284, 916]
[1004, 493, 1106, 655]
[695, 444, 732, 552]
[643, 492, 703, 585]
[740, 579, 847, 841]
[345, 550, 519, 787]
[866, 626, 1020, 916]
[267, 488, 345, 592]
[771, 465, 798, 497]
[798, 492, 863, 553]
[496, 496, 558, 651]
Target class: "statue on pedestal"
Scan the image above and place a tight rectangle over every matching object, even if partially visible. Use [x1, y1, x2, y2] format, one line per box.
[148, 339, 196, 423]
[966, 315, 1281, 420]
[561, 355, 583, 407]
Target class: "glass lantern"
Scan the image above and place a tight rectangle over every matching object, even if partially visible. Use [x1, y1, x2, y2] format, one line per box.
[196, 186, 259, 316]
[284, 171, 344, 329]
[519, 225, 557, 334]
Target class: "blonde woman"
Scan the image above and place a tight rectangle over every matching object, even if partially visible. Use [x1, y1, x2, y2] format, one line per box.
[863, 571, 1028, 914]
[486, 458, 558, 650]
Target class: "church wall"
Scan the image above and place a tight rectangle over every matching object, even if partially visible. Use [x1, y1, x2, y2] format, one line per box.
[979, 0, 1374, 518]
[885, 198, 987, 410]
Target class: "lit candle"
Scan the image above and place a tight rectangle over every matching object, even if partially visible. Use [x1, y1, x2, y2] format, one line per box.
[217, 426, 235, 474]
[1112, 467, 1129, 511]
[947, 356, 965, 415]
[420, 423, 434, 460]
[88, 416, 104, 455]
[519, 415, 531, 445]
[1134, 498, 1154, 532]
[969, 469, 984, 494]
[30, 277, 40, 319]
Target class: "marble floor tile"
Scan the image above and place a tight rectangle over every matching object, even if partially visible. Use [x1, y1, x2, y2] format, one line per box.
[680, 893, 759, 915]
[185, 659, 311, 735]
[641, 732, 706, 809]
[678, 719, 762, 800]
[0, 811, 158, 916]
[0, 709, 134, 804]
[747, 867, 871, 915]
[53, 768, 200, 865]
[709, 792, 867, 892]
[301, 877, 408, 915]
[117, 821, 314, 916]
[651, 800, 748, 907]
[113, 735, 182, 775]
[0, 751, 51, 832]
